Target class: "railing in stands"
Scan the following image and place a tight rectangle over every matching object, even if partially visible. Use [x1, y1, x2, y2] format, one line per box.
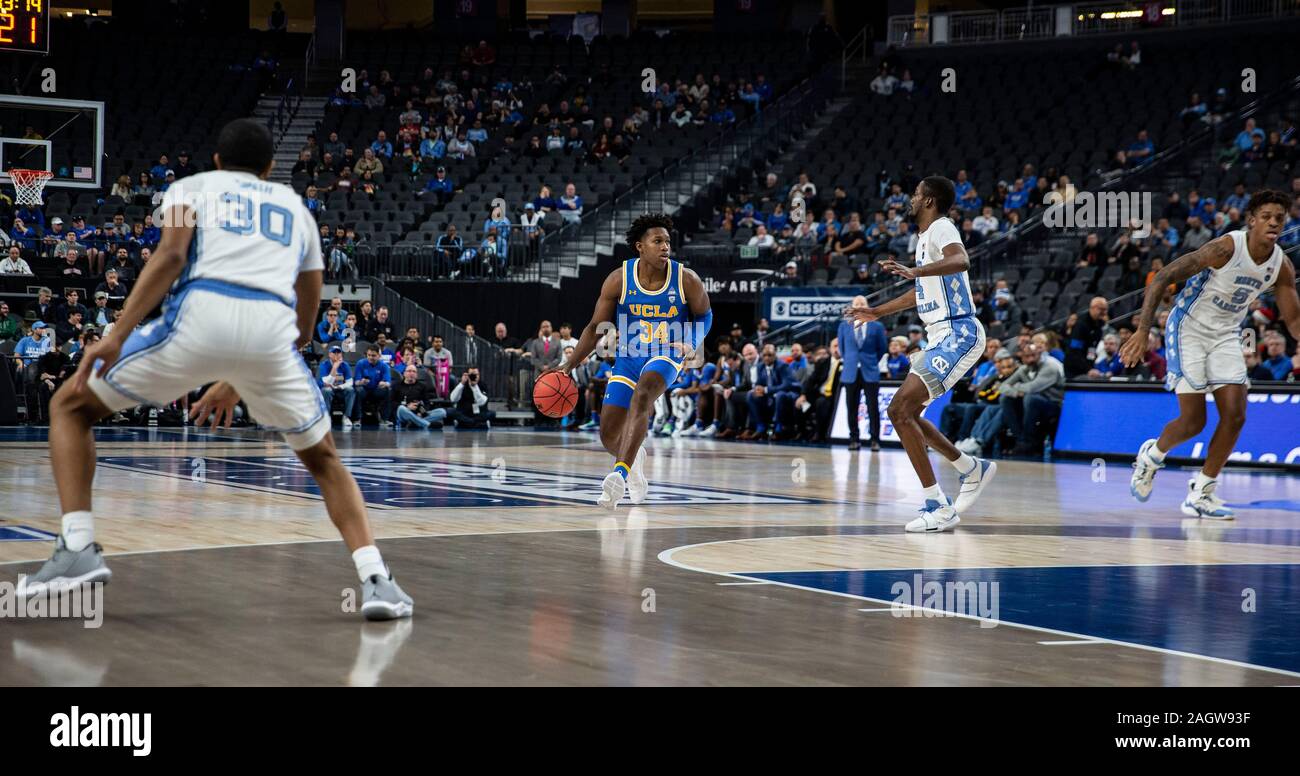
[539, 67, 836, 286]
[887, 0, 1300, 46]
[364, 277, 522, 405]
[840, 24, 872, 89]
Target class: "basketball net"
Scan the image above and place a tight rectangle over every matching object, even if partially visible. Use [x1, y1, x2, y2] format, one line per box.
[9, 169, 54, 206]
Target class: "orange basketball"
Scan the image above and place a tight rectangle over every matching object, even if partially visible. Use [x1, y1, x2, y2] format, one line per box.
[533, 371, 579, 418]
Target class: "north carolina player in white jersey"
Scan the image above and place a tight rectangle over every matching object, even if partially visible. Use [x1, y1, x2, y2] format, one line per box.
[1123, 189, 1300, 519]
[847, 176, 996, 532]
[17, 119, 413, 619]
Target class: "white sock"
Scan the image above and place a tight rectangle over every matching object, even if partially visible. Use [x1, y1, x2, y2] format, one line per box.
[352, 545, 389, 582]
[1192, 471, 1216, 492]
[922, 484, 947, 504]
[1147, 443, 1167, 463]
[950, 452, 977, 474]
[61, 511, 94, 553]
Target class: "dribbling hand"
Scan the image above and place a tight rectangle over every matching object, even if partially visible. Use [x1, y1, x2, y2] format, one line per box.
[188, 381, 242, 430]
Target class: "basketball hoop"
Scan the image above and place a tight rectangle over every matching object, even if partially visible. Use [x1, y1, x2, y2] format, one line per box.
[9, 168, 54, 206]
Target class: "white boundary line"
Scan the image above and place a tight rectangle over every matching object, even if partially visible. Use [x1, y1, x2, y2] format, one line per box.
[657, 538, 1300, 680]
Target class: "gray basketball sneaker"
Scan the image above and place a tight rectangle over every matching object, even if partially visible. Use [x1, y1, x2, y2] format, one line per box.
[361, 574, 414, 621]
[16, 537, 112, 598]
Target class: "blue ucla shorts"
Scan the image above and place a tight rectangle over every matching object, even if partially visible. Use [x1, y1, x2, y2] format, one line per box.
[909, 316, 986, 401]
[602, 355, 683, 409]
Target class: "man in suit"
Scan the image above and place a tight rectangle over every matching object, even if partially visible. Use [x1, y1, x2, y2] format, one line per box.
[838, 295, 889, 450]
[742, 343, 801, 440]
[795, 340, 842, 442]
[717, 342, 759, 438]
[522, 319, 563, 369]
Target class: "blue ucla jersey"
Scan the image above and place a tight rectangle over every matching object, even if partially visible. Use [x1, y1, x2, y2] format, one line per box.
[617, 257, 691, 360]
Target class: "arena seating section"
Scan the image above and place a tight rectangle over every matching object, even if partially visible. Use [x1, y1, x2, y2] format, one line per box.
[303, 32, 808, 269]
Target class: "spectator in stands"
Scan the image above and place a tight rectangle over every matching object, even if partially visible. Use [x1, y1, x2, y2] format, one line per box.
[793, 340, 841, 443]
[54, 307, 84, 348]
[448, 131, 476, 160]
[423, 335, 454, 398]
[132, 171, 156, 204]
[1064, 296, 1109, 377]
[421, 166, 455, 207]
[870, 65, 899, 96]
[354, 148, 383, 177]
[1261, 332, 1291, 380]
[831, 214, 866, 263]
[8, 217, 34, 250]
[888, 222, 913, 256]
[96, 268, 130, 305]
[0, 245, 31, 275]
[25, 288, 55, 324]
[318, 346, 357, 430]
[1031, 331, 1066, 363]
[747, 224, 775, 249]
[999, 342, 1066, 456]
[1181, 215, 1213, 253]
[364, 85, 386, 110]
[393, 364, 445, 430]
[1088, 333, 1125, 378]
[303, 185, 325, 220]
[354, 345, 393, 425]
[555, 183, 584, 225]
[839, 296, 887, 451]
[317, 308, 346, 344]
[0, 301, 18, 342]
[291, 149, 318, 180]
[364, 306, 395, 342]
[1126, 129, 1155, 166]
[954, 349, 1019, 456]
[480, 228, 507, 275]
[1076, 230, 1107, 266]
[59, 249, 86, 278]
[880, 335, 909, 378]
[954, 170, 981, 213]
[492, 322, 522, 354]
[434, 224, 464, 276]
[973, 205, 999, 235]
[1244, 347, 1273, 382]
[149, 154, 170, 183]
[987, 286, 1022, 339]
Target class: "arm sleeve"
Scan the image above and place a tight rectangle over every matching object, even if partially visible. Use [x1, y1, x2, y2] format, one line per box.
[449, 383, 464, 402]
[684, 308, 713, 350]
[299, 203, 324, 273]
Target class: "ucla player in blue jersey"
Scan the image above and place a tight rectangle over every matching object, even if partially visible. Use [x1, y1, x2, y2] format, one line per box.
[847, 176, 996, 532]
[549, 214, 712, 509]
[1123, 190, 1300, 519]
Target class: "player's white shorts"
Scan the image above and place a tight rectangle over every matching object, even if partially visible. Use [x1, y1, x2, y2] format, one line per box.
[910, 315, 986, 401]
[87, 280, 331, 450]
[1164, 322, 1247, 394]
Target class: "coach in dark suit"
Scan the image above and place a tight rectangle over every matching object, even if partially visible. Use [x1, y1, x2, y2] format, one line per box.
[838, 296, 888, 451]
[742, 343, 801, 440]
[797, 339, 843, 442]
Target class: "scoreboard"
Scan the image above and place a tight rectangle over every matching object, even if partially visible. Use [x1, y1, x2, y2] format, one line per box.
[0, 0, 49, 55]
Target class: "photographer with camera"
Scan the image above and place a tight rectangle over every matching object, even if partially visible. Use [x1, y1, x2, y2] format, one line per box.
[447, 366, 495, 429]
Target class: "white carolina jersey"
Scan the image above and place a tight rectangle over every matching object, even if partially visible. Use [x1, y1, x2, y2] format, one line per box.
[1171, 230, 1282, 336]
[913, 216, 974, 327]
[160, 170, 323, 300]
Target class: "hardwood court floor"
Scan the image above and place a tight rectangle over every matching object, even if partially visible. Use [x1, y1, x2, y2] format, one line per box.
[1, 426, 1297, 686]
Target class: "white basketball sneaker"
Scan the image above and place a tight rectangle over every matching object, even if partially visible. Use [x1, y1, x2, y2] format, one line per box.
[597, 471, 626, 510]
[697, 423, 718, 438]
[905, 498, 961, 533]
[953, 458, 997, 514]
[1181, 478, 1235, 520]
[1130, 438, 1164, 502]
[627, 448, 649, 504]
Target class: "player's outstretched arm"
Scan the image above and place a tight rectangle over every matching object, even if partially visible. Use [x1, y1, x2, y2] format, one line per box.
[1120, 235, 1234, 367]
[1273, 258, 1300, 340]
[294, 269, 324, 349]
[845, 289, 918, 324]
[554, 267, 621, 374]
[880, 243, 969, 280]
[73, 205, 193, 392]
